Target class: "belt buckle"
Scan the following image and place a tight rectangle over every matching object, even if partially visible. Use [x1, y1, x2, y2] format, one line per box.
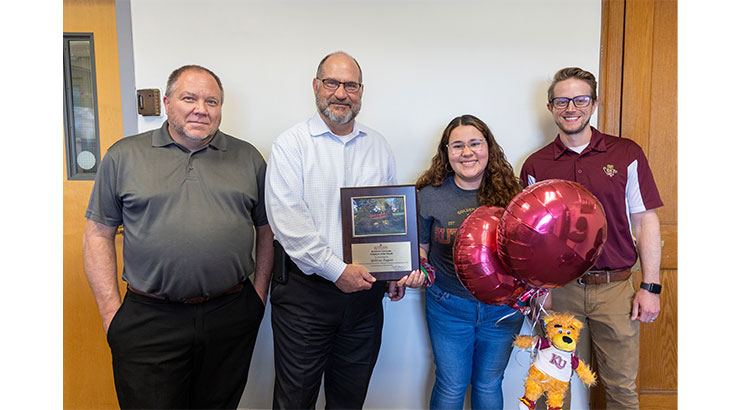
[577, 273, 589, 286]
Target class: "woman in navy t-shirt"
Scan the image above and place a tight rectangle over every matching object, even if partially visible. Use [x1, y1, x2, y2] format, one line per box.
[402, 114, 523, 410]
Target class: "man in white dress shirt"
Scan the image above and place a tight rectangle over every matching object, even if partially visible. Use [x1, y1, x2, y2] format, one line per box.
[265, 51, 404, 409]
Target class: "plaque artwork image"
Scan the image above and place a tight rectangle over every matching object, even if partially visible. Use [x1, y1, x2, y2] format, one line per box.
[351, 195, 407, 237]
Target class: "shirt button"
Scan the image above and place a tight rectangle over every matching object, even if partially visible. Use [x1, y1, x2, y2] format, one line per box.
[577, 169, 583, 174]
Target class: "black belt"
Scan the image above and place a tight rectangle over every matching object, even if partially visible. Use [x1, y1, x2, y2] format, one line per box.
[577, 269, 631, 285]
[127, 282, 245, 304]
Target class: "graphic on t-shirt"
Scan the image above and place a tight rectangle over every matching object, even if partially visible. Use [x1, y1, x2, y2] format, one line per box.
[549, 351, 568, 369]
[532, 339, 577, 382]
[434, 227, 457, 244]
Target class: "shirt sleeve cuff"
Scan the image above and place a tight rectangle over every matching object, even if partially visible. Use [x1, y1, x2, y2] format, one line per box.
[321, 257, 347, 283]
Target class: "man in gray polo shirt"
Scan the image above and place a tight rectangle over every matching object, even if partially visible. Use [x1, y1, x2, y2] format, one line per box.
[82, 64, 273, 409]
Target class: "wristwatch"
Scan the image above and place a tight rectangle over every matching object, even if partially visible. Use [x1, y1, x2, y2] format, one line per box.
[640, 282, 662, 294]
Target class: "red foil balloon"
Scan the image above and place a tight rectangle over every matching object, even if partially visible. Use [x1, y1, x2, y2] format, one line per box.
[453, 206, 527, 305]
[497, 179, 607, 288]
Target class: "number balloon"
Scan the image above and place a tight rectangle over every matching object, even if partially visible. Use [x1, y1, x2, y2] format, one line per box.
[497, 180, 607, 288]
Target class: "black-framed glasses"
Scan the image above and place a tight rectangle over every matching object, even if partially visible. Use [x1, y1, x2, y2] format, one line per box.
[316, 78, 362, 93]
[549, 95, 593, 109]
[447, 138, 486, 155]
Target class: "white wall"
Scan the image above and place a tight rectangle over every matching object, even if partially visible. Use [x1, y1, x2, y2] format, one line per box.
[129, 1, 601, 408]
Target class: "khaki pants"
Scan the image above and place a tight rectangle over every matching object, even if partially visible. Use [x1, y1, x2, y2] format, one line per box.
[550, 279, 640, 410]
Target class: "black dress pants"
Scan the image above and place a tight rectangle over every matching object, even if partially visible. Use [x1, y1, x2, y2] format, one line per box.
[106, 281, 265, 409]
[270, 266, 386, 409]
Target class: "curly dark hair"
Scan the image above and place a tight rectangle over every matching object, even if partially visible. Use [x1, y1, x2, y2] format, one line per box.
[415, 114, 520, 207]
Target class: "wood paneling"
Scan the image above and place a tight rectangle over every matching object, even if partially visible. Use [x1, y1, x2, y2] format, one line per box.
[632, 269, 678, 390]
[639, 392, 678, 410]
[597, 0, 677, 408]
[621, 0, 655, 152]
[597, 0, 624, 136]
[661, 223, 677, 270]
[64, 0, 125, 408]
[647, 0, 678, 222]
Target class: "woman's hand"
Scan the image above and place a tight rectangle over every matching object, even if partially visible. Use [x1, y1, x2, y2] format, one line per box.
[397, 269, 427, 289]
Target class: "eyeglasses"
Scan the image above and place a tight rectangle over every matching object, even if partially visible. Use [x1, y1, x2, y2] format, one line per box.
[316, 78, 362, 93]
[549, 95, 593, 109]
[447, 139, 486, 155]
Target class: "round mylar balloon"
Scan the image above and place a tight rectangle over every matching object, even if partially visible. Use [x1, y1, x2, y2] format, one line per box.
[497, 180, 607, 288]
[453, 206, 527, 305]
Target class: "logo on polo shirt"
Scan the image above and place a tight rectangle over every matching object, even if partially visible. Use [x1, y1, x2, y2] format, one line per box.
[603, 164, 618, 178]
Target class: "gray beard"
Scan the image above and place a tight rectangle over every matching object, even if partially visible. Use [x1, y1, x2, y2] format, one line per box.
[316, 97, 361, 125]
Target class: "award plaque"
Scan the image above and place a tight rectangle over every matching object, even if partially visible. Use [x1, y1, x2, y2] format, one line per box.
[340, 184, 420, 281]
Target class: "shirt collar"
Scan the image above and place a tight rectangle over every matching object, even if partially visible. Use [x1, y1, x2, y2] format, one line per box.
[308, 112, 366, 142]
[151, 120, 228, 151]
[552, 126, 607, 159]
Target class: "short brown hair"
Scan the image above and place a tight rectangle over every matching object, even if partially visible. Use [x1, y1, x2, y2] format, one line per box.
[547, 67, 597, 102]
[165, 64, 224, 102]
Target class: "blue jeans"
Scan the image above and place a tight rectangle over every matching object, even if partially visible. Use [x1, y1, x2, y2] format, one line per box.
[425, 283, 524, 410]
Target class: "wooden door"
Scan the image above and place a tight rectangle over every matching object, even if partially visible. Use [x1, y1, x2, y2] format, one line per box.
[63, 0, 125, 408]
[597, 0, 678, 408]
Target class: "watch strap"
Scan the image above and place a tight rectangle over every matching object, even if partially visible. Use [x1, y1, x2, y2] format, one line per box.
[640, 281, 662, 294]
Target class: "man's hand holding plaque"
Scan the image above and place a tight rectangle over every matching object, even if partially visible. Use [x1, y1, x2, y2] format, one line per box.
[335, 264, 377, 293]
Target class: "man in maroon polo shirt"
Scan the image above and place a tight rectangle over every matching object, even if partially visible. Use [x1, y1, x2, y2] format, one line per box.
[519, 67, 663, 410]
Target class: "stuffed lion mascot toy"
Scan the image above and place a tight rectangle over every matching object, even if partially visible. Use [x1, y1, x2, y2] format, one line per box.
[513, 313, 596, 410]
